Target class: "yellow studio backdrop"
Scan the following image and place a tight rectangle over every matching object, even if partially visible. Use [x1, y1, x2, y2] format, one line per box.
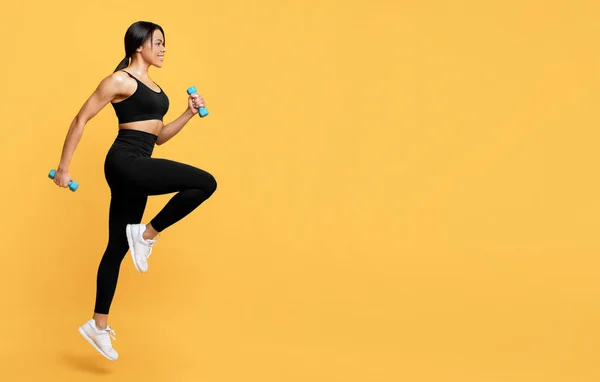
[1, 0, 600, 381]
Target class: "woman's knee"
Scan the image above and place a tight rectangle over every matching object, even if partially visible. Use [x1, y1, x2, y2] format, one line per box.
[182, 187, 213, 205]
[100, 240, 129, 264]
[193, 170, 217, 196]
[180, 169, 217, 200]
[206, 173, 217, 196]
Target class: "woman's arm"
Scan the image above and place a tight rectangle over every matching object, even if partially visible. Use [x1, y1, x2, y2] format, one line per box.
[156, 108, 195, 145]
[156, 93, 206, 145]
[53, 74, 126, 187]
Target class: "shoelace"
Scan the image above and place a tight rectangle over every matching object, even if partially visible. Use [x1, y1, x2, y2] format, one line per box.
[141, 235, 159, 259]
[105, 326, 117, 341]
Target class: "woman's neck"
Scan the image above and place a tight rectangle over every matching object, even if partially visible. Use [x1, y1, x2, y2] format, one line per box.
[125, 58, 151, 77]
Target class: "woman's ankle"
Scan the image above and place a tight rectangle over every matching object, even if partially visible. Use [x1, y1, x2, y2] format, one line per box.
[93, 313, 108, 330]
[142, 223, 159, 240]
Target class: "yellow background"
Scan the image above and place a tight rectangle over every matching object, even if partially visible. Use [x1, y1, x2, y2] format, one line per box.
[1, 0, 599, 380]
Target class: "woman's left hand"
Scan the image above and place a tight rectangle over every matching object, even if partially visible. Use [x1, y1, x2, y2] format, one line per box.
[188, 93, 206, 114]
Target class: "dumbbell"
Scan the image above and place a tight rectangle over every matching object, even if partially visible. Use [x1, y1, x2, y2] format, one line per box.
[48, 169, 79, 192]
[187, 86, 209, 117]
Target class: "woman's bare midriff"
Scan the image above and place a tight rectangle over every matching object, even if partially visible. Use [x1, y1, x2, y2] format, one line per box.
[118, 120, 163, 136]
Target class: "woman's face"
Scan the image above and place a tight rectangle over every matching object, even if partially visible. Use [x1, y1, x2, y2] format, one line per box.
[138, 29, 166, 68]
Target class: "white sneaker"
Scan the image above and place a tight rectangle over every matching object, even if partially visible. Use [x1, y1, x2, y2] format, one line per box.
[78, 319, 118, 361]
[126, 224, 157, 273]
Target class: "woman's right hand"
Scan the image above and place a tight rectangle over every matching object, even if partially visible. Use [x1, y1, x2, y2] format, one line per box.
[53, 168, 73, 188]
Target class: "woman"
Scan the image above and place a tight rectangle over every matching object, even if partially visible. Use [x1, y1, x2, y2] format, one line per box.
[52, 21, 217, 361]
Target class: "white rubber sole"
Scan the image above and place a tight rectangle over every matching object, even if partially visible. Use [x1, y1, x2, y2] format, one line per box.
[78, 326, 118, 361]
[126, 224, 143, 273]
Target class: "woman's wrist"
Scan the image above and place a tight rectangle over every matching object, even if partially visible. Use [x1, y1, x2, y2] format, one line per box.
[185, 108, 196, 118]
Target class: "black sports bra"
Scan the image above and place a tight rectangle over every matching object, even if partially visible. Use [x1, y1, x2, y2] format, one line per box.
[111, 70, 170, 124]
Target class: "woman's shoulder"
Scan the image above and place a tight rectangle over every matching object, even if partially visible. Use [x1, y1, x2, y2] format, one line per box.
[96, 70, 137, 96]
[105, 70, 134, 85]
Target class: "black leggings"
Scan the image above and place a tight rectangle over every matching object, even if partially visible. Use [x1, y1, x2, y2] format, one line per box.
[94, 129, 217, 314]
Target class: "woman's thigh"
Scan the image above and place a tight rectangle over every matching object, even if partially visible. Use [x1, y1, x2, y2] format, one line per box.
[108, 156, 216, 196]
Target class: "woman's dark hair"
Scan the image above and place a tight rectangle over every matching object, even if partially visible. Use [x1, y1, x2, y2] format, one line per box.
[114, 21, 165, 72]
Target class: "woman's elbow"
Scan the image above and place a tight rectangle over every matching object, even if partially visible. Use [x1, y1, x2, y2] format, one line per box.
[71, 114, 89, 129]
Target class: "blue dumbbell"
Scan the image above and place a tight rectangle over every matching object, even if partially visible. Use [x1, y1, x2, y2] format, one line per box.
[48, 169, 79, 192]
[187, 86, 209, 117]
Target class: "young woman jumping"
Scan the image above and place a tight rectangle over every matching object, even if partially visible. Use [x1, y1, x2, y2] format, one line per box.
[52, 21, 217, 361]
